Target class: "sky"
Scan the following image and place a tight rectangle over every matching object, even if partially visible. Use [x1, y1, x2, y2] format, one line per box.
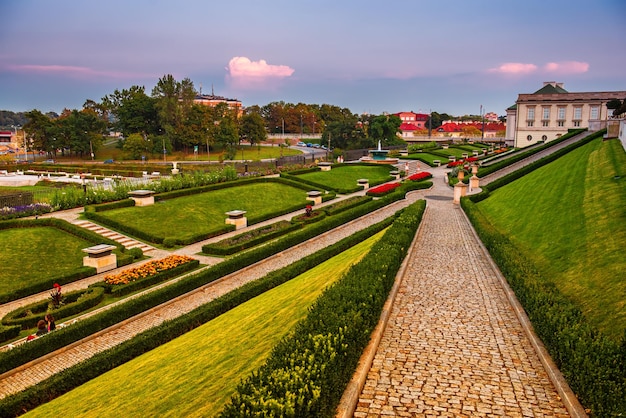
[1, 0, 625, 117]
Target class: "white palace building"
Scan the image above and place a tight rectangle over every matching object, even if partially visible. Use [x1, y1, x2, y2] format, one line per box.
[506, 82, 626, 148]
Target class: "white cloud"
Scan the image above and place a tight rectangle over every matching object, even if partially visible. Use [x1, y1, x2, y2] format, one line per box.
[225, 56, 294, 89]
[488, 62, 538, 75]
[544, 61, 589, 74]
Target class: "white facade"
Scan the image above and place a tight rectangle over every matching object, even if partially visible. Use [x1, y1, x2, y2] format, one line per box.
[509, 82, 626, 148]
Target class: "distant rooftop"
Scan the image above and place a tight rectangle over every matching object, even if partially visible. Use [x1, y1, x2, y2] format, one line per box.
[533, 82, 569, 95]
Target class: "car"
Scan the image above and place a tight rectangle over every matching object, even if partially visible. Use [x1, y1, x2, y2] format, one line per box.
[44, 159, 55, 164]
[321, 145, 328, 150]
[306, 143, 313, 147]
[297, 141, 306, 147]
[103, 159, 114, 164]
[312, 143, 321, 148]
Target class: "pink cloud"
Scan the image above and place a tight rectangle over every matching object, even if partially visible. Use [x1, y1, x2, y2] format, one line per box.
[4, 63, 155, 80]
[488, 62, 538, 75]
[544, 61, 589, 74]
[226, 56, 294, 89]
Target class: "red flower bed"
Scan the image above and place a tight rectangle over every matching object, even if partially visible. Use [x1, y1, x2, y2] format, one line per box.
[407, 172, 432, 181]
[367, 182, 401, 196]
[447, 160, 464, 167]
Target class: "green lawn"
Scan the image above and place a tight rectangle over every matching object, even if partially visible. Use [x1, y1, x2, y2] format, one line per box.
[95, 182, 310, 241]
[24, 230, 384, 417]
[296, 165, 392, 189]
[476, 138, 626, 339]
[0, 227, 90, 295]
[406, 152, 451, 165]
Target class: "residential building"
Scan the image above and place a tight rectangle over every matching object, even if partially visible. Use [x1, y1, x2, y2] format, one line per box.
[394, 111, 430, 138]
[508, 82, 626, 147]
[193, 93, 243, 117]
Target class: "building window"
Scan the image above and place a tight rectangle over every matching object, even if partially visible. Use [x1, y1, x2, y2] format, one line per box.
[573, 121, 581, 127]
[527, 121, 534, 127]
[542, 135, 548, 141]
[542, 107, 550, 120]
[574, 107, 582, 120]
[557, 107, 566, 120]
[527, 107, 535, 120]
[527, 135, 533, 141]
[542, 121, 549, 127]
[557, 121, 565, 127]
[590, 106, 599, 120]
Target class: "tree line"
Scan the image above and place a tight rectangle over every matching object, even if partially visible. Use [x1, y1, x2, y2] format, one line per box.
[4, 74, 462, 160]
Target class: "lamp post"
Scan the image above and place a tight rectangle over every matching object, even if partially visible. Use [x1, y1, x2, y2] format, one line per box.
[480, 105, 485, 140]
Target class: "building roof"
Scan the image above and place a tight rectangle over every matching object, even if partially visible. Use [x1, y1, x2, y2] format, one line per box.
[399, 123, 418, 131]
[533, 82, 569, 95]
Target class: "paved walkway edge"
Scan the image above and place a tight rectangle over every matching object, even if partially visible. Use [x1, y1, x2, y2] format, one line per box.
[335, 204, 430, 418]
[460, 208, 588, 418]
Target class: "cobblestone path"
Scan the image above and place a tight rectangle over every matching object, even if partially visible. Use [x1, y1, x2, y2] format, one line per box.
[354, 175, 572, 416]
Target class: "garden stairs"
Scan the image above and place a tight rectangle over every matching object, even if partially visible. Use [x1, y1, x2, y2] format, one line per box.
[72, 220, 156, 253]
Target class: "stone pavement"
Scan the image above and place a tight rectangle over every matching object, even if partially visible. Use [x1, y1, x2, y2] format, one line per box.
[349, 166, 583, 417]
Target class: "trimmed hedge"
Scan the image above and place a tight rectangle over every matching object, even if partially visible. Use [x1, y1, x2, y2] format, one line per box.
[461, 198, 625, 417]
[0, 205, 403, 417]
[221, 200, 427, 416]
[0, 182, 414, 376]
[1, 287, 105, 331]
[202, 221, 301, 256]
[477, 128, 586, 177]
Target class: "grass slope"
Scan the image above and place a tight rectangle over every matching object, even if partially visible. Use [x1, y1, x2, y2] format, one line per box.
[0, 227, 89, 294]
[23, 230, 384, 417]
[296, 165, 391, 189]
[477, 138, 625, 339]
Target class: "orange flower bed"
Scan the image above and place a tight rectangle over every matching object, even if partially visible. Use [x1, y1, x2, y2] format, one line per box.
[104, 255, 195, 285]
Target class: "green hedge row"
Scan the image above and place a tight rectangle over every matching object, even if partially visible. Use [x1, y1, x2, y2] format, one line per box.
[84, 198, 135, 213]
[322, 195, 373, 216]
[221, 200, 427, 416]
[1, 287, 105, 331]
[477, 128, 585, 177]
[202, 221, 301, 256]
[0, 325, 20, 343]
[469, 130, 606, 204]
[90, 260, 200, 297]
[0, 206, 402, 417]
[0, 183, 412, 376]
[461, 199, 625, 417]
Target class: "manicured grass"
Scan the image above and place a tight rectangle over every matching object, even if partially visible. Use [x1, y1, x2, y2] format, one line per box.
[476, 138, 626, 339]
[94, 182, 310, 241]
[296, 165, 392, 189]
[23, 230, 385, 417]
[0, 227, 90, 295]
[406, 152, 450, 165]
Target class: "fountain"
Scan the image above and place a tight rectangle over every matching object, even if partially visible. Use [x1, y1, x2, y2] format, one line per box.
[360, 140, 399, 164]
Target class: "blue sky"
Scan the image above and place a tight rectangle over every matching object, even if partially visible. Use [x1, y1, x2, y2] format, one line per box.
[1, 0, 624, 117]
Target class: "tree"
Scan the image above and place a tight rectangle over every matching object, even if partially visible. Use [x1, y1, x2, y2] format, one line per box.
[122, 133, 150, 160]
[102, 86, 159, 138]
[23, 110, 54, 155]
[240, 113, 267, 146]
[151, 74, 196, 151]
[216, 116, 239, 160]
[368, 114, 401, 145]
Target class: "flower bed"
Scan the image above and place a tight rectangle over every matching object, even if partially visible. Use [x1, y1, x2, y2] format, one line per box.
[406, 172, 432, 182]
[366, 182, 401, 197]
[104, 255, 196, 285]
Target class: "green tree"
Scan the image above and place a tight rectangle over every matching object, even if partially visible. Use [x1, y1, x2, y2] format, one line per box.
[240, 112, 267, 146]
[122, 133, 151, 159]
[368, 114, 401, 145]
[151, 74, 196, 151]
[102, 86, 159, 138]
[23, 110, 54, 155]
[216, 116, 239, 160]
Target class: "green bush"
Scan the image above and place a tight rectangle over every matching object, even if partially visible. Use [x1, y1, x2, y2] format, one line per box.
[202, 221, 301, 256]
[1, 287, 105, 331]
